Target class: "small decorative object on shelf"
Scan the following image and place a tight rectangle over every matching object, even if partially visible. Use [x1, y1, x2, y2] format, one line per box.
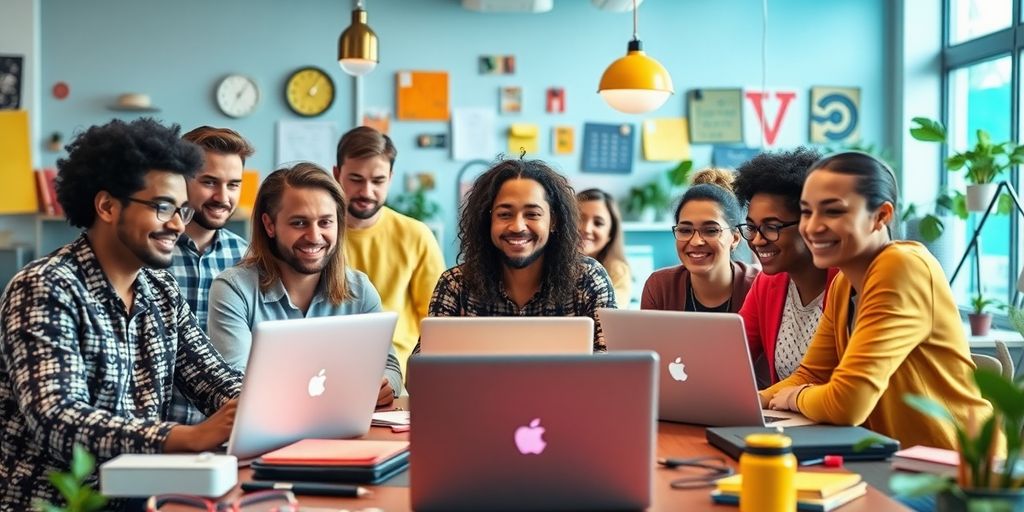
[108, 93, 160, 112]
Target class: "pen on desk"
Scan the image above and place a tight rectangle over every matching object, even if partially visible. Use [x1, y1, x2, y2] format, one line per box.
[799, 455, 843, 467]
[241, 481, 372, 497]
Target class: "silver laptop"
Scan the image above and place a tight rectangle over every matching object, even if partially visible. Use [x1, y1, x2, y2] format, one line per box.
[599, 308, 814, 428]
[226, 312, 398, 462]
[419, 317, 594, 354]
[409, 352, 657, 511]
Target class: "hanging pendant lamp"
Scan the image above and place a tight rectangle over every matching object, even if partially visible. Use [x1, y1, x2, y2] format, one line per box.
[338, 0, 378, 76]
[597, 0, 673, 114]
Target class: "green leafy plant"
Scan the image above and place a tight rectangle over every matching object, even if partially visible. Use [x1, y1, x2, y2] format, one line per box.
[33, 444, 108, 512]
[970, 293, 1005, 316]
[624, 160, 693, 219]
[894, 367, 1024, 501]
[911, 117, 1024, 185]
[388, 185, 440, 222]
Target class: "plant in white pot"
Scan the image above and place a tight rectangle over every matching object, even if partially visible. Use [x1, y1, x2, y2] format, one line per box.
[910, 117, 1024, 212]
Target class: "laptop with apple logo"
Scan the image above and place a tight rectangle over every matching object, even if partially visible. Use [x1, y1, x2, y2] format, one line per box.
[409, 352, 658, 511]
[598, 308, 814, 428]
[226, 312, 398, 462]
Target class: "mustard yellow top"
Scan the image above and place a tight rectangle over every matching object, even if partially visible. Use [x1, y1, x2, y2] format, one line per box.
[760, 241, 994, 450]
[604, 258, 632, 307]
[344, 207, 445, 377]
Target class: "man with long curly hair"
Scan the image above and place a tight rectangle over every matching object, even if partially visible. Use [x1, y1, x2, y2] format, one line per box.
[412, 159, 616, 354]
[0, 118, 243, 508]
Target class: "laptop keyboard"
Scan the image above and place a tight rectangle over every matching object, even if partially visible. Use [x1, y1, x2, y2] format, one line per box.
[763, 415, 787, 424]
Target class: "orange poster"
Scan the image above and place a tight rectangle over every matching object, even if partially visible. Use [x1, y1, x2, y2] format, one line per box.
[396, 71, 449, 121]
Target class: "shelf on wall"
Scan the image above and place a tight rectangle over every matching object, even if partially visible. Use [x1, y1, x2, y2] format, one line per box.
[621, 221, 672, 233]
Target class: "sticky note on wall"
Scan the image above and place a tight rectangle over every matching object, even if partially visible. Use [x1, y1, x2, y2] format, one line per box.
[0, 110, 38, 214]
[642, 118, 690, 161]
[508, 123, 539, 155]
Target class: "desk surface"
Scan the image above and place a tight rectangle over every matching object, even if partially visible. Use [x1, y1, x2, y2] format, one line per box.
[203, 422, 909, 511]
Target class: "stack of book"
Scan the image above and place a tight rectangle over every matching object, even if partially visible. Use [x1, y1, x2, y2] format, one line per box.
[711, 472, 867, 511]
[890, 445, 959, 478]
[251, 439, 409, 485]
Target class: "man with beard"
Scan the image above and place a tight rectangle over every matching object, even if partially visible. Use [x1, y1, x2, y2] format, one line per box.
[410, 159, 616, 355]
[0, 118, 243, 508]
[334, 126, 444, 377]
[206, 163, 402, 406]
[168, 126, 253, 424]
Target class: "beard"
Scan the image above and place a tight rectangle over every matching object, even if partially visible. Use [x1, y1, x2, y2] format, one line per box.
[117, 219, 177, 269]
[272, 237, 336, 275]
[501, 246, 545, 269]
[348, 199, 383, 220]
[192, 200, 233, 230]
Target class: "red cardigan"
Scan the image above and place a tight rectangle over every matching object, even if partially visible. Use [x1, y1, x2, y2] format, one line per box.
[738, 268, 840, 385]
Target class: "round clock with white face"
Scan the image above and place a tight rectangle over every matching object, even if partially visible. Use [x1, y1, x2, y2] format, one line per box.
[215, 74, 259, 118]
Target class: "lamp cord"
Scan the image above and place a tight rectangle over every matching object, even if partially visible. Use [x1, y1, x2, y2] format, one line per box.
[632, 0, 639, 41]
[760, 0, 768, 150]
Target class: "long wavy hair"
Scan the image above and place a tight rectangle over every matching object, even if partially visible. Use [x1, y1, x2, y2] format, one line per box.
[459, 159, 582, 305]
[242, 162, 351, 305]
[576, 188, 628, 270]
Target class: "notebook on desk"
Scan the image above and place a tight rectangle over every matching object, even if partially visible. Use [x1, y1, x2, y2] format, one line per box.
[408, 352, 658, 511]
[599, 308, 814, 427]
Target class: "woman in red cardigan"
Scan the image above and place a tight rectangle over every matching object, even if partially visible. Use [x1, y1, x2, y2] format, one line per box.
[733, 148, 838, 388]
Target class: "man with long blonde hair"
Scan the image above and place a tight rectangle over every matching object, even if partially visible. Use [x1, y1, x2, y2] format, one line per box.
[207, 162, 402, 405]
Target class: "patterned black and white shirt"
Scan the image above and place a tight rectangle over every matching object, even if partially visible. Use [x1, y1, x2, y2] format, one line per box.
[0, 234, 243, 509]
[413, 256, 616, 354]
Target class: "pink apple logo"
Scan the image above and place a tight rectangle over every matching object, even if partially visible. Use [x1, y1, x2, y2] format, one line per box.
[668, 357, 688, 382]
[514, 418, 547, 455]
[307, 369, 327, 397]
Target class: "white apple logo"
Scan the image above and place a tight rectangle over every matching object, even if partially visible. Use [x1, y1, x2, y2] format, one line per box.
[668, 357, 688, 382]
[307, 369, 327, 397]
[514, 418, 547, 455]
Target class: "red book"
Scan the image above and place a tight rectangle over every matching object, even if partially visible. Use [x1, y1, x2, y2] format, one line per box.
[35, 169, 52, 215]
[42, 169, 63, 217]
[259, 439, 408, 467]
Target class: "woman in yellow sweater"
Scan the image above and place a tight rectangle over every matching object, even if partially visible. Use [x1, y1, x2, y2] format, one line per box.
[760, 151, 994, 450]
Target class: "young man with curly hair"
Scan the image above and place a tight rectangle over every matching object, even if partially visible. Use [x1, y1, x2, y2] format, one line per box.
[411, 159, 617, 355]
[732, 147, 838, 387]
[0, 118, 243, 508]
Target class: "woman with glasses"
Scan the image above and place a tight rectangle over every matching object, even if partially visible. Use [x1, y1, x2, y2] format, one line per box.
[760, 151, 995, 451]
[577, 188, 632, 307]
[732, 148, 839, 387]
[641, 168, 759, 313]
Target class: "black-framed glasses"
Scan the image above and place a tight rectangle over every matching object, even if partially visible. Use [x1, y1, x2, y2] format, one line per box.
[126, 197, 195, 224]
[735, 221, 799, 242]
[671, 224, 727, 242]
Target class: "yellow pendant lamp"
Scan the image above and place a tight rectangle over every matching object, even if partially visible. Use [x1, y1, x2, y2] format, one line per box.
[598, 0, 673, 114]
[338, 1, 378, 76]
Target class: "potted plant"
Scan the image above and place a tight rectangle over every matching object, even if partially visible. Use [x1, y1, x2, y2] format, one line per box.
[910, 117, 1024, 212]
[895, 366, 1024, 511]
[389, 184, 441, 222]
[968, 293, 1004, 337]
[34, 444, 108, 512]
[623, 160, 693, 223]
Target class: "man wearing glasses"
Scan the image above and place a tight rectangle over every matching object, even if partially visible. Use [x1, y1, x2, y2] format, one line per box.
[409, 158, 617, 355]
[0, 119, 243, 508]
[732, 148, 838, 388]
[168, 126, 253, 425]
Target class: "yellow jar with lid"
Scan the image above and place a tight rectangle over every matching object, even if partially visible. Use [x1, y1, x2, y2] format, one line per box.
[739, 433, 797, 512]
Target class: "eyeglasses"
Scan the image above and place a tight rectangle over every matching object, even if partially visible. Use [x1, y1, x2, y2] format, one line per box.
[126, 197, 195, 224]
[735, 221, 799, 242]
[671, 224, 728, 242]
[146, 490, 297, 511]
[658, 456, 735, 489]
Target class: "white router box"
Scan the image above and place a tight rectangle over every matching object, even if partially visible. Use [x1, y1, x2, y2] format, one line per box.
[100, 453, 237, 497]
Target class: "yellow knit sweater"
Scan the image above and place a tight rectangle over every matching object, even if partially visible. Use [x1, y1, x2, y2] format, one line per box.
[760, 242, 994, 450]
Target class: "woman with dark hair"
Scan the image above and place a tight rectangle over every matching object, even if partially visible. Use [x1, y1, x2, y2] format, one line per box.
[577, 188, 632, 306]
[733, 148, 839, 387]
[641, 168, 759, 313]
[761, 151, 995, 450]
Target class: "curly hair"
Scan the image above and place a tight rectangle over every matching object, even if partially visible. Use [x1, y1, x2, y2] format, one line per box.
[733, 146, 822, 215]
[459, 159, 582, 305]
[56, 118, 203, 229]
[674, 167, 743, 227]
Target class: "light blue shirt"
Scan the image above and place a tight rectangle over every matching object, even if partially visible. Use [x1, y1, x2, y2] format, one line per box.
[207, 264, 403, 396]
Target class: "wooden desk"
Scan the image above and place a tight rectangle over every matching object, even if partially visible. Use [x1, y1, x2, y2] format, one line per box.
[204, 422, 909, 511]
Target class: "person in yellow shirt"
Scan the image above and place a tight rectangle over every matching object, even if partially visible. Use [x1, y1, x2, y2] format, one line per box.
[760, 151, 994, 450]
[334, 127, 445, 377]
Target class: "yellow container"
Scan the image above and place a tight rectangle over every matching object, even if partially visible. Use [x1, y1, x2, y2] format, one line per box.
[739, 433, 797, 512]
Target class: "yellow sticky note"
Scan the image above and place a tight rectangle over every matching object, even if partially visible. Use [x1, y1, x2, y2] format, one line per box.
[0, 110, 38, 214]
[508, 123, 539, 156]
[553, 126, 574, 154]
[642, 118, 690, 161]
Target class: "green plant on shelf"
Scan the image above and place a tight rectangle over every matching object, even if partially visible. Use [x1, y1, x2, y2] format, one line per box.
[388, 185, 441, 222]
[624, 160, 693, 221]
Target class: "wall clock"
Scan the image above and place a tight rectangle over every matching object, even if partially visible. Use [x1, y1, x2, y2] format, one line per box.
[216, 74, 259, 118]
[285, 66, 335, 117]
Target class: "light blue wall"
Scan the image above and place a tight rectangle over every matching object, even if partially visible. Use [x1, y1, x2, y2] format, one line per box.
[28, 0, 890, 266]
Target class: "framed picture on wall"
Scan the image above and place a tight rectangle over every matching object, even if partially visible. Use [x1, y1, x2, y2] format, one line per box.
[687, 88, 743, 144]
[0, 55, 24, 110]
[809, 86, 861, 144]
